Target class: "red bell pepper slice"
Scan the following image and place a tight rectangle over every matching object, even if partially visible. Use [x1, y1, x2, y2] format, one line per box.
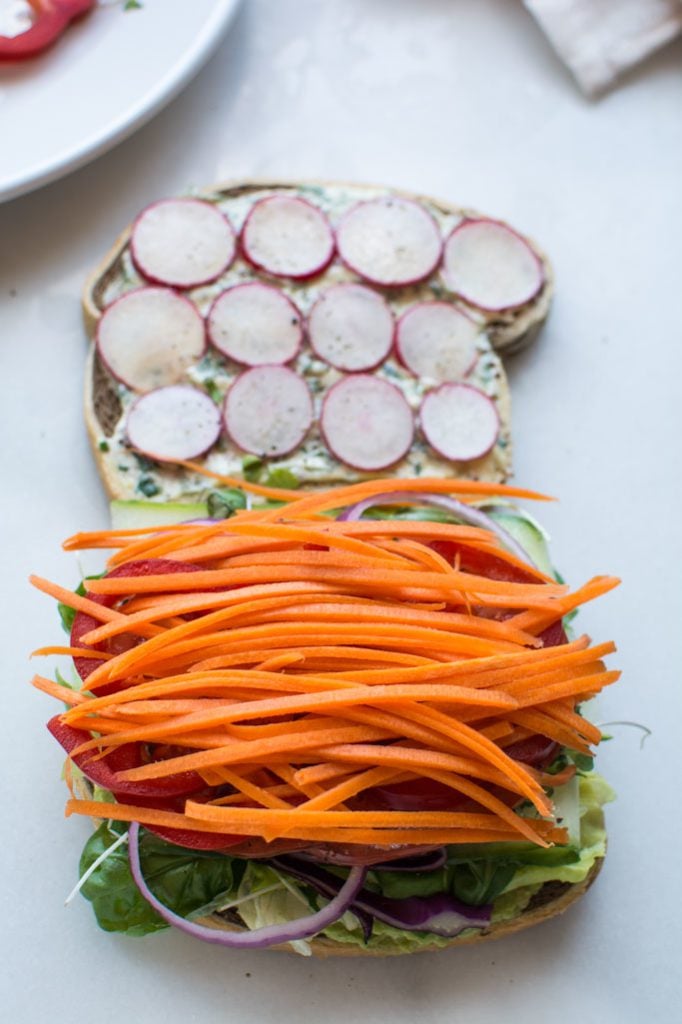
[0, 1, 95, 61]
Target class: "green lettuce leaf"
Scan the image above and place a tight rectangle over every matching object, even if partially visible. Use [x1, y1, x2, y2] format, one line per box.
[78, 825, 242, 936]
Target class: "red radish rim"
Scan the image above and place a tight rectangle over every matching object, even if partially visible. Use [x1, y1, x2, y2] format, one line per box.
[206, 282, 304, 366]
[130, 198, 237, 289]
[320, 374, 415, 472]
[126, 385, 222, 462]
[222, 365, 314, 458]
[307, 283, 395, 373]
[240, 195, 336, 281]
[394, 300, 479, 380]
[420, 382, 500, 462]
[336, 197, 443, 287]
[95, 286, 207, 392]
[442, 218, 544, 313]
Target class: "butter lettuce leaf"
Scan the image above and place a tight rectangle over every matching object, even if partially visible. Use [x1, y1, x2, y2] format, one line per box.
[500, 773, 614, 892]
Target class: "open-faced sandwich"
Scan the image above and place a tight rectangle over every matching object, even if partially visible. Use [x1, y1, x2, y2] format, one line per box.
[31, 477, 619, 955]
[81, 180, 553, 505]
[31, 181, 617, 955]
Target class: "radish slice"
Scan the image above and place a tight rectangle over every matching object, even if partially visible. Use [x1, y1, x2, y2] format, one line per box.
[131, 199, 236, 288]
[241, 195, 335, 279]
[223, 366, 313, 458]
[126, 385, 221, 461]
[308, 283, 394, 372]
[336, 197, 442, 286]
[207, 283, 303, 366]
[321, 375, 414, 471]
[420, 383, 499, 462]
[395, 301, 480, 382]
[442, 219, 544, 312]
[96, 287, 206, 393]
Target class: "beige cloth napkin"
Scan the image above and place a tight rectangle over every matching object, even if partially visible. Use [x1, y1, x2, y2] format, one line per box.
[523, 0, 682, 95]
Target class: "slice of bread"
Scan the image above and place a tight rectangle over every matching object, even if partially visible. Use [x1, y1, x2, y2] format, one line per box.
[82, 180, 553, 503]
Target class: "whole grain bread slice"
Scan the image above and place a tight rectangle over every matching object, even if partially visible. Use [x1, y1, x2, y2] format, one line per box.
[82, 180, 550, 502]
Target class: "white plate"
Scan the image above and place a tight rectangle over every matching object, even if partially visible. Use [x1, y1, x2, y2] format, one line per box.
[0, 0, 241, 202]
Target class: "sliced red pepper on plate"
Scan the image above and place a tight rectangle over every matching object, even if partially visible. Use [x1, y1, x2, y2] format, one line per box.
[0, 1, 95, 61]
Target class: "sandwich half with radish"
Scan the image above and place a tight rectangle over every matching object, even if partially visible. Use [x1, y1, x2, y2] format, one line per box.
[31, 477, 619, 955]
[81, 180, 552, 507]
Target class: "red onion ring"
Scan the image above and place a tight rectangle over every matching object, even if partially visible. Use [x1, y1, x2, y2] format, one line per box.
[337, 490, 535, 567]
[128, 822, 367, 948]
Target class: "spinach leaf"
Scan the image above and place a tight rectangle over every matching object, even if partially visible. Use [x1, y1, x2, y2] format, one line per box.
[79, 824, 242, 936]
[372, 867, 452, 900]
[450, 861, 517, 906]
[207, 488, 248, 519]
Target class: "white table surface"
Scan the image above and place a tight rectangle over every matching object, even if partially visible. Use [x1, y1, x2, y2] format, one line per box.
[2, 1, 681, 1021]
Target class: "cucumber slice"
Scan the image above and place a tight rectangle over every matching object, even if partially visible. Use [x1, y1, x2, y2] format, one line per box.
[485, 507, 554, 575]
[110, 500, 208, 530]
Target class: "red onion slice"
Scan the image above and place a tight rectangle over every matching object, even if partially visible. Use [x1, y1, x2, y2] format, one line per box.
[128, 822, 367, 948]
[336, 490, 536, 567]
[273, 855, 490, 938]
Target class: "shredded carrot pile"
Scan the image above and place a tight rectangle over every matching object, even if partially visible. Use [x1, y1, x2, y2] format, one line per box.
[31, 477, 619, 850]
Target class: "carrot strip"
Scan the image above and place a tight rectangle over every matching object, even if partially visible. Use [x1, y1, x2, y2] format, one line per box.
[84, 558, 566, 602]
[172, 460, 303, 499]
[204, 767, 292, 810]
[111, 725, 396, 780]
[543, 703, 603, 745]
[67, 681, 520, 755]
[313, 742, 550, 821]
[31, 646, 112, 661]
[65, 797, 564, 846]
[258, 478, 552, 518]
[506, 710, 593, 755]
[31, 674, 86, 706]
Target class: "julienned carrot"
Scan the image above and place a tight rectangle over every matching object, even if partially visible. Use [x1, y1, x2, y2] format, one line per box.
[144, 526, 500, 574]
[77, 584, 538, 649]
[172, 460, 304, 499]
[84, 559, 565, 603]
[109, 725, 396, 780]
[507, 576, 620, 634]
[65, 797, 566, 847]
[31, 674, 86, 706]
[544, 702, 603, 745]
[168, 465, 551, 507]
[66, 681, 521, 756]
[83, 624, 526, 692]
[290, 766, 400, 813]
[32, 645, 113, 661]
[33, 490, 619, 851]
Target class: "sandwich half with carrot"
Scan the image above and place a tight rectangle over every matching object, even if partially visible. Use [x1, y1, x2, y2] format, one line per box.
[31, 477, 619, 955]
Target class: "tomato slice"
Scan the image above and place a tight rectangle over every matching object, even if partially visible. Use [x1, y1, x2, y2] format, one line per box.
[48, 716, 205, 798]
[70, 558, 202, 687]
[428, 540, 537, 584]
